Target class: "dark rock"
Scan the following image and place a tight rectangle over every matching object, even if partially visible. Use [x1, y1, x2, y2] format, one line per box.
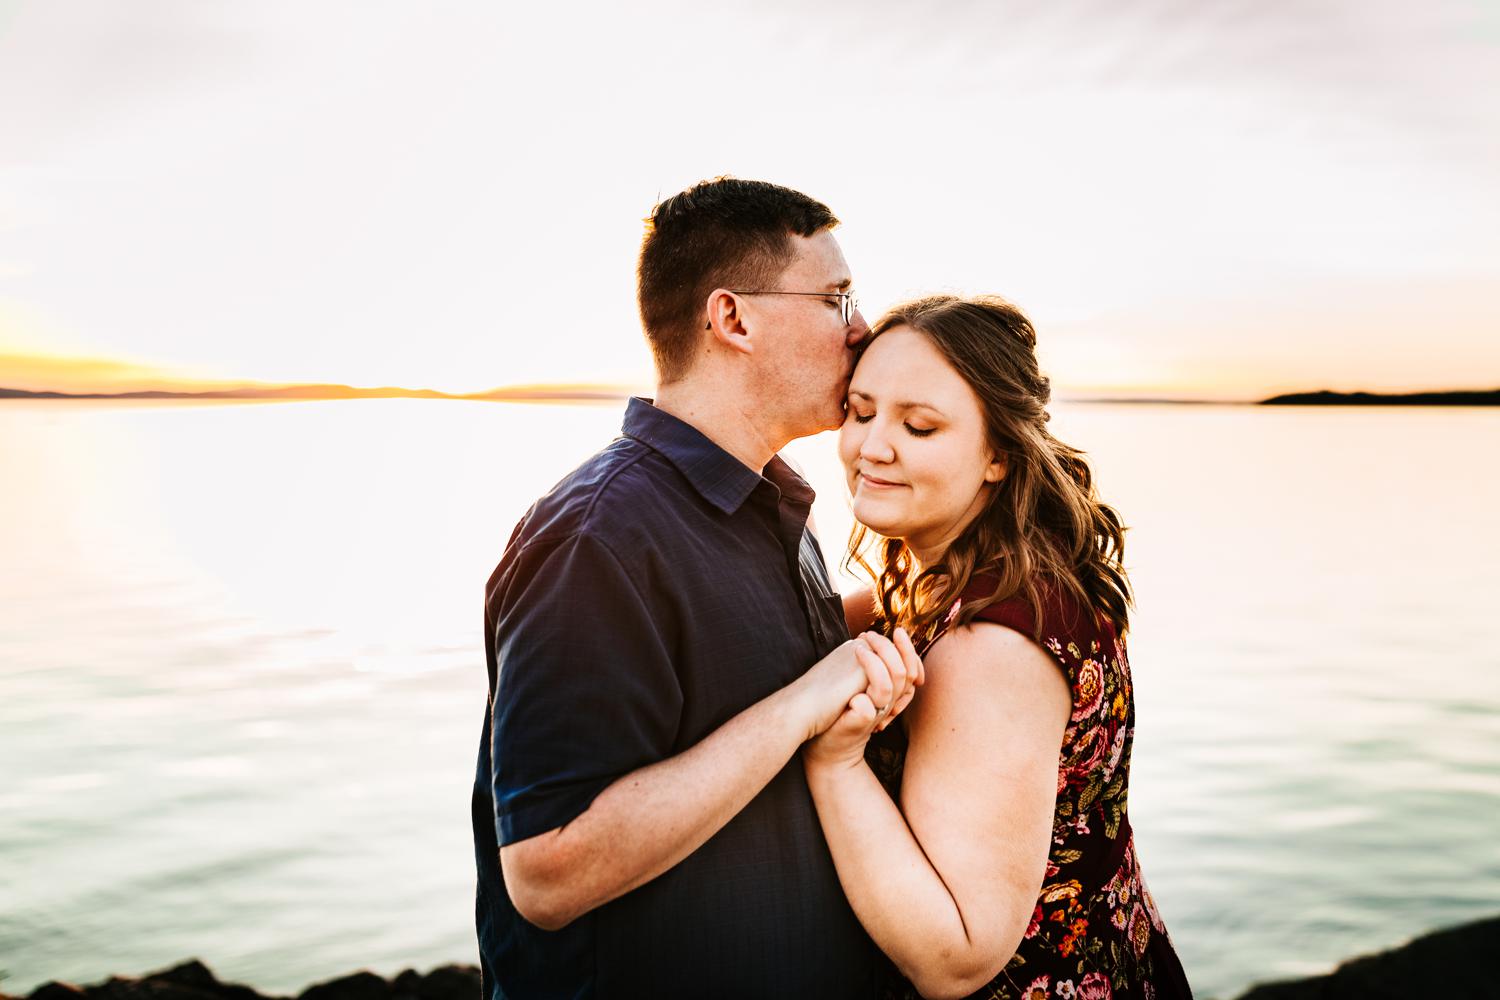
[18, 964, 477, 1000]
[295, 973, 390, 1000]
[1234, 914, 1500, 999]
[387, 973, 421, 1000]
[141, 962, 272, 1000]
[401, 967, 475, 1000]
[85, 976, 149, 1000]
[22, 964, 275, 1000]
[17, 965, 480, 1000]
[141, 963, 217, 992]
[23, 983, 87, 1000]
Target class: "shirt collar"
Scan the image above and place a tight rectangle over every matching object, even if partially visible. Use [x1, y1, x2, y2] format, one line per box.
[622, 396, 814, 516]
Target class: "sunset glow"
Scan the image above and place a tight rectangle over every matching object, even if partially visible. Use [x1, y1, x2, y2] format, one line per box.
[1, 1, 1496, 400]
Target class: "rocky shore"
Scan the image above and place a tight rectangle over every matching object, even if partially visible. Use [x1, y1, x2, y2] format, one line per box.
[2, 962, 480, 1000]
[1231, 913, 1500, 999]
[6, 913, 1497, 1000]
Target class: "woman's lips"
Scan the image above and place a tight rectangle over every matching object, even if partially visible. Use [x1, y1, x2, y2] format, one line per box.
[858, 472, 906, 489]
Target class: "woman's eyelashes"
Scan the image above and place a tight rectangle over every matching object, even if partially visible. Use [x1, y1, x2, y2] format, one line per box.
[849, 410, 938, 437]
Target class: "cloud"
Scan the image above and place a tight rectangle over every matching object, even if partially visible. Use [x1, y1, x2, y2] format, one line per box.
[0, 1, 260, 164]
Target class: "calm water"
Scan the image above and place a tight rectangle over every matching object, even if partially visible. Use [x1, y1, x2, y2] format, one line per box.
[2, 399, 1498, 999]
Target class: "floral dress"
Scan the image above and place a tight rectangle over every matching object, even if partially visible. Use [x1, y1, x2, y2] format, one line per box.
[866, 576, 1193, 1000]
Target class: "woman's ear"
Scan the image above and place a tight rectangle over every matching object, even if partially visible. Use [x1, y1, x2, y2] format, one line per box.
[984, 453, 1007, 483]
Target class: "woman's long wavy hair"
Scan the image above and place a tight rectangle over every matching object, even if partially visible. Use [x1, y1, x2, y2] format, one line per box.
[845, 294, 1132, 642]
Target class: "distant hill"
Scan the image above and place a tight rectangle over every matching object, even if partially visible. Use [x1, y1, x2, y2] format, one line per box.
[0, 383, 636, 403]
[1260, 389, 1500, 406]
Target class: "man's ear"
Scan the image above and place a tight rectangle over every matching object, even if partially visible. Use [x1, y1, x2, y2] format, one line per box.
[984, 453, 1008, 483]
[704, 288, 754, 357]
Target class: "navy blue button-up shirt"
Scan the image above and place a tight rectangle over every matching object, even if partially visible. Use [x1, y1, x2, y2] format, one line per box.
[472, 397, 879, 999]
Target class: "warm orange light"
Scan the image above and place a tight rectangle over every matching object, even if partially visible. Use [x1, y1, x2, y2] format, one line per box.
[0, 351, 239, 395]
[0, 350, 645, 402]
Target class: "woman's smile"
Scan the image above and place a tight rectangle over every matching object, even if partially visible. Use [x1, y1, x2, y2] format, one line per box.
[857, 471, 907, 489]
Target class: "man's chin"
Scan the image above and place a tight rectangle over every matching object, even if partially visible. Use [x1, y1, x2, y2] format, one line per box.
[788, 397, 850, 438]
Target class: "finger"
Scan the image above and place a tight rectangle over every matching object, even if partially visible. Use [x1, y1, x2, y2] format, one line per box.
[831, 692, 880, 738]
[853, 639, 894, 710]
[889, 627, 920, 691]
[890, 630, 920, 695]
[875, 689, 911, 731]
[834, 638, 867, 701]
[880, 631, 923, 729]
[862, 630, 911, 703]
[854, 640, 895, 711]
[847, 691, 879, 725]
[892, 626, 925, 687]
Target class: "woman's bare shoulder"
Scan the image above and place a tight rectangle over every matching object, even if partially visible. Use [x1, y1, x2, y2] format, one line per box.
[913, 621, 1071, 723]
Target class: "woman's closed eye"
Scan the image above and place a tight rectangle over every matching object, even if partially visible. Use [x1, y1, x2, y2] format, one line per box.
[850, 411, 937, 437]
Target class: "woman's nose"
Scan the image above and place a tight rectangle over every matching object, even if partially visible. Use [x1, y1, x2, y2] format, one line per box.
[860, 422, 895, 463]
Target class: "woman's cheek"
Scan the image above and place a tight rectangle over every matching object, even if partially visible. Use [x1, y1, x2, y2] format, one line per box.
[836, 425, 860, 470]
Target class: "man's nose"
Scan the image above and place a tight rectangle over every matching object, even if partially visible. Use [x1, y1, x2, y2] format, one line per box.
[845, 309, 870, 348]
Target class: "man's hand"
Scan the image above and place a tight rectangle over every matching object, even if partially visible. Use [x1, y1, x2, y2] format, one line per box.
[804, 627, 924, 770]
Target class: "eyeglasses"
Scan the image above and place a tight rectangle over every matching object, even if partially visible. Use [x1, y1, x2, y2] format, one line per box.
[726, 288, 859, 326]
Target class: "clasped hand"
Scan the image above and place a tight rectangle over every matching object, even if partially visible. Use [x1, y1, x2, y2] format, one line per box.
[800, 629, 924, 769]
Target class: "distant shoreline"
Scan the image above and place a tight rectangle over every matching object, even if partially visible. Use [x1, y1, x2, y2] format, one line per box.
[3, 386, 1498, 406]
[1070, 389, 1500, 406]
[1258, 388, 1500, 406]
[0, 384, 635, 404]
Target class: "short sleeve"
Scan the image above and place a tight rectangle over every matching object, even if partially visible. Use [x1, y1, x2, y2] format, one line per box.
[490, 531, 683, 845]
[963, 583, 1086, 688]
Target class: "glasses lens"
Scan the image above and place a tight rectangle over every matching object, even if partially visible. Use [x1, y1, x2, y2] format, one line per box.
[843, 293, 856, 326]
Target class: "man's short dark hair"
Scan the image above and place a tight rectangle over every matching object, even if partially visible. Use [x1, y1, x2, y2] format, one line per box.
[637, 177, 839, 383]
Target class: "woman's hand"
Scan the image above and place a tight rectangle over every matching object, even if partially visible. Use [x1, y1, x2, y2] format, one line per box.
[788, 630, 921, 743]
[804, 628, 923, 770]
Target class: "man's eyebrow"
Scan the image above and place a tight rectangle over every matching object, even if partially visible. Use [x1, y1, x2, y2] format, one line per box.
[847, 390, 947, 418]
[829, 277, 852, 291]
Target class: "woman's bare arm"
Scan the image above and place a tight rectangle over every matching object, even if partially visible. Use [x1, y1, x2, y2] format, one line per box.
[803, 623, 1070, 999]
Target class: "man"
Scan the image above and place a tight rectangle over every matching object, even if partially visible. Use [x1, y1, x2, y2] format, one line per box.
[472, 178, 918, 998]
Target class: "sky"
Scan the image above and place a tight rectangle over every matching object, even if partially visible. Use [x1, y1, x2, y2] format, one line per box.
[0, 0, 1497, 398]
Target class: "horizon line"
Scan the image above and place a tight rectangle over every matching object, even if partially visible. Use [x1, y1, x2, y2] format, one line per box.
[5, 349, 1498, 404]
[4, 383, 1499, 407]
[0, 381, 642, 403]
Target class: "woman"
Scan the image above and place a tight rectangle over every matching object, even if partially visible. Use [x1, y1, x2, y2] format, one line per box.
[807, 295, 1192, 1000]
